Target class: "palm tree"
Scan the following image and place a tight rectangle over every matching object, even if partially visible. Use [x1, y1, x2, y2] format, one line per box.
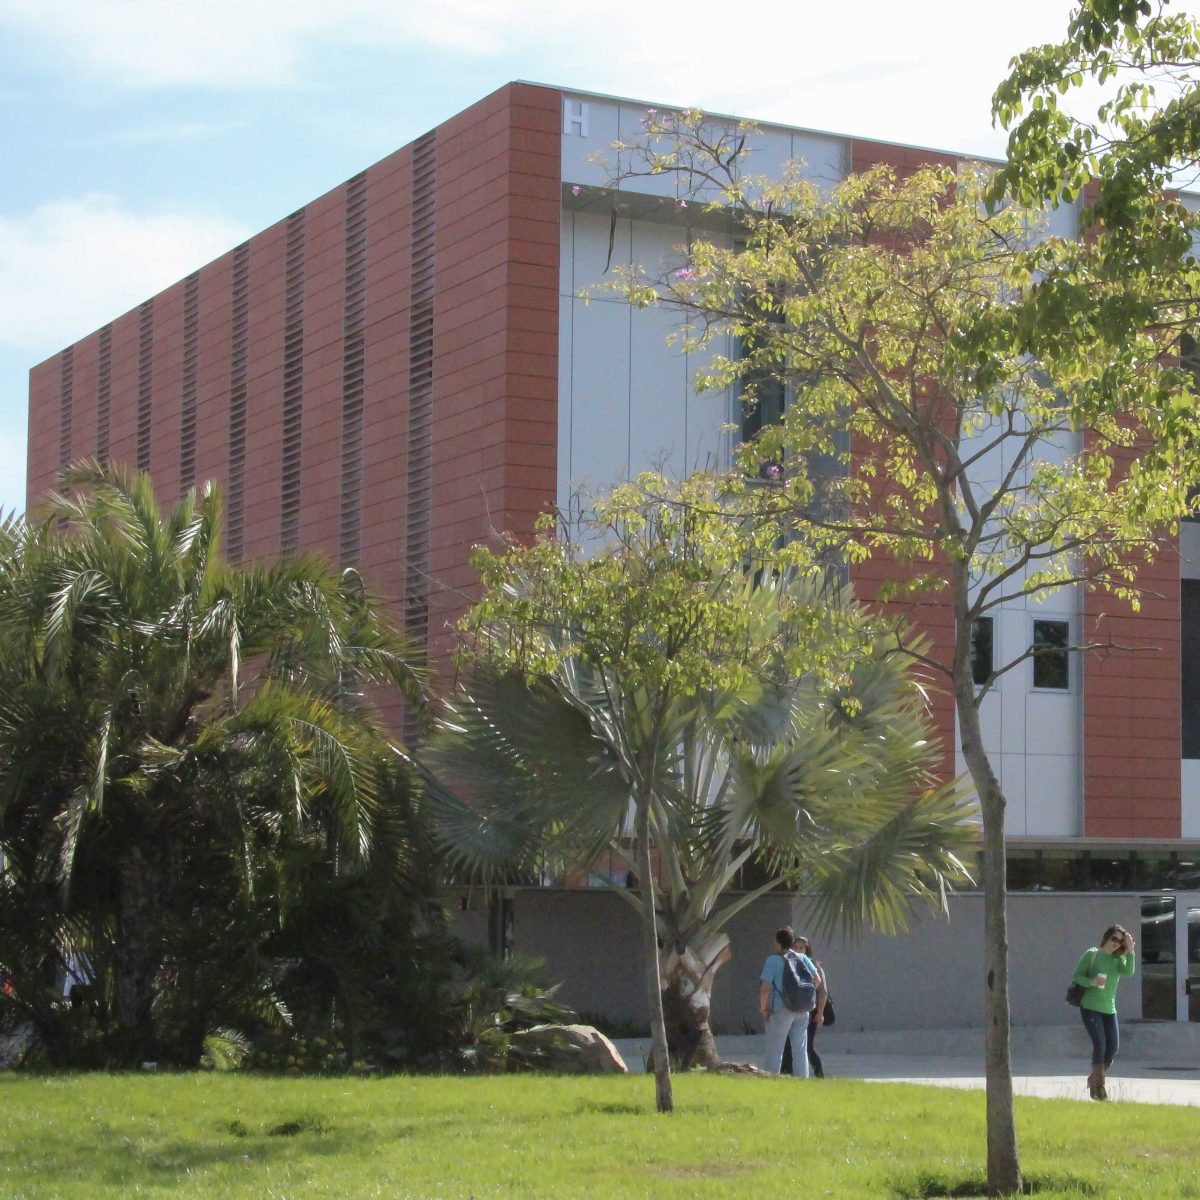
[424, 571, 977, 1072]
[0, 461, 426, 1066]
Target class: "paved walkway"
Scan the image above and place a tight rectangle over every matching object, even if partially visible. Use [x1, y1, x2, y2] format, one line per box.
[829, 1050, 1200, 1107]
[613, 1039, 1200, 1106]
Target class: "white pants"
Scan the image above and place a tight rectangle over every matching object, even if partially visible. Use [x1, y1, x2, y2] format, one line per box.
[764, 1007, 810, 1076]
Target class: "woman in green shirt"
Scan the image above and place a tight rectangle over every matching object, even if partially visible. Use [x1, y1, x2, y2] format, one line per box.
[1072, 924, 1136, 1101]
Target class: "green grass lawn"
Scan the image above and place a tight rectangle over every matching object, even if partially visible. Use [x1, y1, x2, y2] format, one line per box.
[1, 1072, 1198, 1199]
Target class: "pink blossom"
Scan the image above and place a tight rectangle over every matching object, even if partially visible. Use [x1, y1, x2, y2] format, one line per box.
[677, 199, 688, 209]
[672, 267, 697, 281]
[571, 185, 581, 197]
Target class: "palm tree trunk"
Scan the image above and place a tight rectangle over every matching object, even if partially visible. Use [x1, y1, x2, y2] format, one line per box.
[658, 932, 730, 1069]
[113, 845, 165, 1066]
[660, 968, 722, 1069]
[635, 794, 673, 1112]
[957, 669, 1021, 1197]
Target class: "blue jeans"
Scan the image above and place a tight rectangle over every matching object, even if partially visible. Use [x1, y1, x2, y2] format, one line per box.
[764, 1008, 810, 1076]
[1080, 1007, 1118, 1066]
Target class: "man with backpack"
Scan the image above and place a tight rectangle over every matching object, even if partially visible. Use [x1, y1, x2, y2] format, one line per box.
[759, 926, 826, 1076]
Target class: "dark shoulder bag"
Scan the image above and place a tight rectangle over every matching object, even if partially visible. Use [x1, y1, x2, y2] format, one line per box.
[1065, 951, 1097, 1007]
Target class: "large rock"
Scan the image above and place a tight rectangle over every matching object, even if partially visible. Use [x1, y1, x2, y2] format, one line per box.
[0, 1027, 32, 1069]
[510, 1024, 629, 1074]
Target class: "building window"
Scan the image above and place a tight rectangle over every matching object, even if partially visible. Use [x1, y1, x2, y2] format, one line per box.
[1039, 851, 1086, 891]
[1183, 580, 1200, 758]
[738, 342, 786, 443]
[1089, 852, 1135, 891]
[970, 617, 994, 686]
[1183, 334, 1200, 523]
[1005, 849, 1039, 891]
[1032, 619, 1069, 689]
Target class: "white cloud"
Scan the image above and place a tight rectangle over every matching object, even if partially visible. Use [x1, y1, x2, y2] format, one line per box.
[0, 0, 1115, 154]
[0, 0, 318, 88]
[0, 195, 250, 357]
[0, 0, 1075, 94]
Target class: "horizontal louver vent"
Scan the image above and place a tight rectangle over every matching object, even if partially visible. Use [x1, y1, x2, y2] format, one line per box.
[136, 300, 154, 471]
[404, 131, 436, 742]
[227, 242, 251, 562]
[96, 326, 112, 464]
[281, 209, 306, 551]
[339, 174, 368, 567]
[180, 272, 200, 493]
[58, 346, 74, 470]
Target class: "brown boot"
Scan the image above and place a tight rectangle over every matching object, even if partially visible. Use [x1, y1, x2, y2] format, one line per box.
[1087, 1068, 1103, 1100]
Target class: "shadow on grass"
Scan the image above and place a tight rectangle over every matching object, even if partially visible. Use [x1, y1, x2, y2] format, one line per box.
[892, 1172, 1098, 1198]
[14, 1115, 379, 1193]
[573, 1100, 648, 1116]
[226, 1114, 333, 1138]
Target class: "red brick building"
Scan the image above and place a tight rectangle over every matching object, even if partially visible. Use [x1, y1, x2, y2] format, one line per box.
[27, 83, 1200, 1021]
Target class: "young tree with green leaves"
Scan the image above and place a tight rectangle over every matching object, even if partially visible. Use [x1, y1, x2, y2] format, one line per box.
[602, 112, 1200, 1192]
[0, 462, 427, 1067]
[424, 473, 976, 1110]
[991, 1, 1200, 405]
[994, 0, 1200, 226]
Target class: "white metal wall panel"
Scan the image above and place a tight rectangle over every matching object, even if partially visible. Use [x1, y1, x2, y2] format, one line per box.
[560, 95, 620, 189]
[684, 328, 733, 475]
[566, 296, 631, 504]
[1182, 760, 1200, 837]
[1039, 195, 1079, 241]
[629, 304, 688, 479]
[791, 132, 850, 194]
[560, 91, 852, 202]
[1181, 523, 1200, 580]
[1024, 751, 1079, 835]
[557, 289, 574, 519]
[615, 103, 681, 200]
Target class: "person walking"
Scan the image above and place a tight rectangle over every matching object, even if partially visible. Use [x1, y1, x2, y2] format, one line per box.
[796, 936, 829, 1078]
[759, 926, 825, 1076]
[1072, 924, 1136, 1101]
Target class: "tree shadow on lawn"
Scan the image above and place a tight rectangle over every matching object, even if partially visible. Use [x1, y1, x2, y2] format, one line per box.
[891, 1171, 1098, 1199]
[573, 1100, 647, 1117]
[17, 1113, 395, 1192]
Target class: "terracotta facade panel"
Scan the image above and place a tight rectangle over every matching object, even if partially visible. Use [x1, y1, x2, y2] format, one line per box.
[1084, 498, 1181, 834]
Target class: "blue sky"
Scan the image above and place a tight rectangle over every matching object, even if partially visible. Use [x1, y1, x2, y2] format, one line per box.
[0, 0, 1142, 515]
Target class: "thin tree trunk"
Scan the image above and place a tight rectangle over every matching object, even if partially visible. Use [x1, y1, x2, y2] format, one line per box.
[635, 795, 673, 1112]
[957, 673, 1021, 1197]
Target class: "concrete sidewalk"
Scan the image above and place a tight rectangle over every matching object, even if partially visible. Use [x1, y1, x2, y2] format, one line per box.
[611, 1032, 1200, 1107]
[825, 1050, 1200, 1107]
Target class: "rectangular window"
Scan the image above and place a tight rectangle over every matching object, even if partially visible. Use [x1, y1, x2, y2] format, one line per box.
[1039, 851, 1086, 891]
[1032, 619, 1070, 689]
[734, 343, 782, 446]
[1182, 332, 1198, 522]
[1089, 852, 1134, 891]
[1183, 580, 1200, 757]
[1005, 850, 1039, 891]
[970, 617, 994, 686]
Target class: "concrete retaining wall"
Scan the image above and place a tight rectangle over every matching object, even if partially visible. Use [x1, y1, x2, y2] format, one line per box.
[504, 888, 1144, 1035]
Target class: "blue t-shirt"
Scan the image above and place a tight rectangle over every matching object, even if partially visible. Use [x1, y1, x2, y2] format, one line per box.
[761, 951, 818, 1010]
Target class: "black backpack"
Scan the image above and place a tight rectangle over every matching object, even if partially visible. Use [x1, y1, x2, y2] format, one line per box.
[777, 950, 817, 1012]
